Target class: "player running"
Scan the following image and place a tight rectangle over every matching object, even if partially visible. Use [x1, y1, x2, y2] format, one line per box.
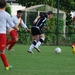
[28, 11, 53, 53]
[0, 0, 19, 70]
[6, 10, 31, 51]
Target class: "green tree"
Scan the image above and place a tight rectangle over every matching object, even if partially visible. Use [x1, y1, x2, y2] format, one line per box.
[17, 0, 75, 13]
[60, 0, 75, 13]
[17, 0, 56, 7]
[5, 3, 11, 15]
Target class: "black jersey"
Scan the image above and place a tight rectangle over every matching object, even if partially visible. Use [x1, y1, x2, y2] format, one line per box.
[33, 13, 47, 29]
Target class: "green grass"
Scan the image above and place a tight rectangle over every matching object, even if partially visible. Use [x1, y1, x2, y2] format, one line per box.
[0, 45, 75, 75]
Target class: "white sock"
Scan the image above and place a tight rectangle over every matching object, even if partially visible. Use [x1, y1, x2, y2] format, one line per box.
[29, 44, 34, 51]
[35, 38, 45, 48]
[35, 41, 41, 48]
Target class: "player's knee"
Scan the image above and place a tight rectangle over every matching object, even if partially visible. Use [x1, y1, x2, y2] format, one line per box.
[15, 38, 18, 42]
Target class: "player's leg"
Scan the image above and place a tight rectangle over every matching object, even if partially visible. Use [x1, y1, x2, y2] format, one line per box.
[7, 30, 18, 50]
[0, 34, 11, 70]
[34, 34, 45, 52]
[33, 28, 45, 52]
[28, 27, 39, 53]
[28, 35, 39, 53]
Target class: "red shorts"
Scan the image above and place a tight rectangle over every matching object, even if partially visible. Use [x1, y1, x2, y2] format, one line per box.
[0, 34, 6, 50]
[9, 30, 18, 40]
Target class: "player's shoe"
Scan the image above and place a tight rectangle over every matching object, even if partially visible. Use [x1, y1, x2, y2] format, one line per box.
[6, 46, 9, 50]
[34, 46, 40, 52]
[6, 47, 15, 51]
[5, 65, 13, 71]
[28, 50, 33, 53]
[10, 49, 15, 51]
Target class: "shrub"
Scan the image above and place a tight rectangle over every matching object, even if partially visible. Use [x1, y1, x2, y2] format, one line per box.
[5, 3, 11, 15]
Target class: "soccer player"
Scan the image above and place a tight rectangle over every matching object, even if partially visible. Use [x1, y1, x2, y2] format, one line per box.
[6, 10, 31, 50]
[6, 23, 18, 51]
[0, 0, 19, 70]
[28, 11, 53, 53]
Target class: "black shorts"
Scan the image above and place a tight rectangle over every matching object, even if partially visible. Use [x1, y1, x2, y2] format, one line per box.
[31, 27, 43, 36]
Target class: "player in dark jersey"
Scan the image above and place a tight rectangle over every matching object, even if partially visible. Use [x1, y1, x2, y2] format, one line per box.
[28, 11, 53, 53]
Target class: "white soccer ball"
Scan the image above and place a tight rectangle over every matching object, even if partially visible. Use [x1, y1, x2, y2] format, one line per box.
[55, 47, 61, 54]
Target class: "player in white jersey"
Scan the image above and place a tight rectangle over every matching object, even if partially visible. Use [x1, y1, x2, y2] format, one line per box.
[6, 10, 31, 50]
[0, 0, 19, 70]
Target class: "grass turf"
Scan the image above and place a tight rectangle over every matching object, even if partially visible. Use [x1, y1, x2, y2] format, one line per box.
[0, 45, 75, 75]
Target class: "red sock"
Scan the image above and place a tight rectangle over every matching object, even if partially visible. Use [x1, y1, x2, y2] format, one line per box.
[8, 42, 16, 50]
[1, 54, 9, 67]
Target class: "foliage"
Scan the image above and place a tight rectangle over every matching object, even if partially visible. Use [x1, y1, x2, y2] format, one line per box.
[17, 0, 75, 13]
[17, 0, 56, 7]
[65, 25, 75, 44]
[60, 0, 75, 13]
[5, 3, 11, 15]
[44, 17, 64, 45]
[44, 17, 56, 45]
[18, 27, 31, 44]
[66, 13, 72, 26]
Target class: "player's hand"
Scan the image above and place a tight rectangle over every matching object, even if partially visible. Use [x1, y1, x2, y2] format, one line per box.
[28, 29, 31, 33]
[13, 26, 19, 31]
[26, 28, 31, 33]
[43, 26, 49, 30]
[17, 27, 19, 31]
[44, 27, 49, 30]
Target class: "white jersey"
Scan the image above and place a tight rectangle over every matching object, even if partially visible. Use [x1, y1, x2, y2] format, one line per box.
[6, 23, 13, 32]
[73, 11, 75, 17]
[0, 10, 15, 34]
[11, 16, 27, 29]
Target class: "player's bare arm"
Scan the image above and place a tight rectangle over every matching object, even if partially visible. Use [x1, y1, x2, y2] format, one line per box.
[33, 15, 40, 24]
[26, 28, 31, 33]
[13, 26, 19, 31]
[43, 26, 49, 30]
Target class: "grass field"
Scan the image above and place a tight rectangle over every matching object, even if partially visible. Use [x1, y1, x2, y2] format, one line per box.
[0, 45, 75, 75]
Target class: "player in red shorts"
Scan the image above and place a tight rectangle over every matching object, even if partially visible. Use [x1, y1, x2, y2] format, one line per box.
[0, 0, 19, 70]
[6, 10, 31, 51]
[6, 24, 18, 51]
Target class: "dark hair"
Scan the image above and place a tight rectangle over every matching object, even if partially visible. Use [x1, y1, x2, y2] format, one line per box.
[0, 0, 6, 8]
[47, 11, 53, 15]
[17, 10, 22, 13]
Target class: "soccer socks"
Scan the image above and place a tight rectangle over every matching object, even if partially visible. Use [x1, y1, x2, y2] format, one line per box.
[6, 39, 14, 46]
[8, 42, 16, 50]
[29, 44, 34, 52]
[6, 39, 16, 50]
[35, 38, 44, 47]
[33, 40, 37, 45]
[1, 54, 9, 67]
[29, 40, 37, 51]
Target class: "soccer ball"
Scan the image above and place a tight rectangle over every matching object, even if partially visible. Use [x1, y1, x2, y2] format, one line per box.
[55, 47, 61, 54]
